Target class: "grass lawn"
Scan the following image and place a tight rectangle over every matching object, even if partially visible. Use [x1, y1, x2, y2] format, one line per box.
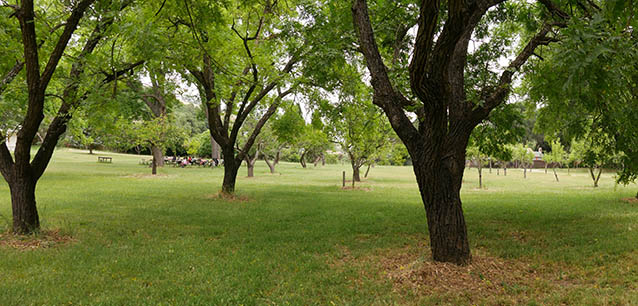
[1, 148, 637, 305]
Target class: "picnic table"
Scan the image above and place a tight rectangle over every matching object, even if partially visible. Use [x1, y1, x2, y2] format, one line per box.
[98, 156, 112, 163]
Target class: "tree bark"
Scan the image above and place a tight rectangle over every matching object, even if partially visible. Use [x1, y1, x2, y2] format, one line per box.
[151, 145, 164, 167]
[524, 164, 527, 179]
[222, 156, 240, 194]
[553, 167, 559, 182]
[151, 157, 157, 175]
[352, 164, 361, 182]
[9, 175, 39, 234]
[364, 164, 371, 178]
[413, 150, 471, 265]
[504, 166, 507, 176]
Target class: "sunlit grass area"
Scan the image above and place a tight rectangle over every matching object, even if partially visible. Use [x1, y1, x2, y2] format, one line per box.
[1, 148, 637, 305]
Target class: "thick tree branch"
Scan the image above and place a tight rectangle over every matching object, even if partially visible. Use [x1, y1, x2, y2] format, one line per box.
[236, 87, 294, 162]
[0, 60, 24, 95]
[351, 0, 420, 148]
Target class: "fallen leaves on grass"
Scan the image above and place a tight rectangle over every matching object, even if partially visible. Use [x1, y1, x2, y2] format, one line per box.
[621, 197, 638, 204]
[0, 229, 76, 250]
[381, 246, 540, 299]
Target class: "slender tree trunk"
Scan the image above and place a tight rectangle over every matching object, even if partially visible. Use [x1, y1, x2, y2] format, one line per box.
[553, 167, 559, 182]
[300, 151, 307, 168]
[590, 167, 602, 187]
[88, 146, 93, 155]
[313, 155, 321, 167]
[413, 149, 470, 265]
[321, 154, 325, 166]
[151, 145, 164, 167]
[545, 163, 548, 174]
[364, 164, 371, 178]
[504, 166, 507, 176]
[524, 164, 527, 179]
[9, 175, 40, 234]
[477, 157, 482, 189]
[247, 162, 254, 177]
[489, 159, 492, 174]
[264, 157, 276, 174]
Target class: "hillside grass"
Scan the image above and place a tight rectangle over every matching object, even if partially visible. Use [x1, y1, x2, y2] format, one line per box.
[1, 148, 637, 305]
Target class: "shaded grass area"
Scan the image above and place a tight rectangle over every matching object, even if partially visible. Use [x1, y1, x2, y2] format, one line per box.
[0, 148, 637, 304]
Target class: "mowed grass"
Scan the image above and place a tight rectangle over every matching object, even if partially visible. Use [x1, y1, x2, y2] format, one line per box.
[1, 148, 637, 305]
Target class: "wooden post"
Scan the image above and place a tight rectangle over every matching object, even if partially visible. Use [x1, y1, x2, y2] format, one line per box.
[342, 171, 346, 187]
[352, 172, 355, 188]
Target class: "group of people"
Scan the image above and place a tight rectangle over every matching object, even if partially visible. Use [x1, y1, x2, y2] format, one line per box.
[164, 156, 222, 168]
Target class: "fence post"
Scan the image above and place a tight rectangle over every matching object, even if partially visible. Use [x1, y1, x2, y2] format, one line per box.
[342, 171, 346, 187]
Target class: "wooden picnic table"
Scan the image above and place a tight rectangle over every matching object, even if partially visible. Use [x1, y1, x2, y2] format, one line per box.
[98, 156, 112, 163]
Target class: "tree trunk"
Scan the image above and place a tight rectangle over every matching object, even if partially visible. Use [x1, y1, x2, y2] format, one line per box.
[413, 151, 471, 265]
[523, 164, 527, 179]
[89, 146, 93, 155]
[221, 157, 240, 194]
[553, 167, 559, 182]
[489, 159, 492, 174]
[545, 163, 548, 174]
[247, 163, 254, 177]
[9, 176, 40, 234]
[264, 157, 276, 174]
[477, 158, 482, 189]
[151, 157, 157, 175]
[210, 137, 221, 160]
[589, 167, 602, 187]
[321, 154, 325, 166]
[504, 166, 507, 176]
[351, 160, 361, 182]
[364, 164, 371, 178]
[151, 145, 164, 167]
[300, 151, 307, 168]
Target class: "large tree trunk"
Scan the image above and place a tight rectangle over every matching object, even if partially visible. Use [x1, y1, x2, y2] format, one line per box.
[151, 145, 164, 167]
[222, 156, 240, 194]
[9, 175, 40, 234]
[352, 164, 361, 182]
[151, 157, 157, 175]
[413, 150, 471, 265]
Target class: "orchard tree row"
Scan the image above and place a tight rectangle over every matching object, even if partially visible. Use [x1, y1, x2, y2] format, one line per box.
[0, 0, 636, 265]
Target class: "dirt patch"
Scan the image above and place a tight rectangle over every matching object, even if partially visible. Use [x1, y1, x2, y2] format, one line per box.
[622, 197, 638, 204]
[0, 229, 76, 250]
[206, 192, 252, 203]
[341, 186, 371, 191]
[330, 243, 564, 304]
[381, 247, 540, 298]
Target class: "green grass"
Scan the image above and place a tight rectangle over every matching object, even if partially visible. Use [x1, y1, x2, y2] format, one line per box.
[1, 148, 637, 305]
